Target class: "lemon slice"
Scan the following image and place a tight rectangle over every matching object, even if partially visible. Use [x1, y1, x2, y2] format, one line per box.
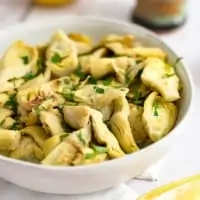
[138, 174, 200, 200]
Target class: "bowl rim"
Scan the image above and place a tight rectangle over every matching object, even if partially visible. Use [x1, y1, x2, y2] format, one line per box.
[0, 15, 195, 172]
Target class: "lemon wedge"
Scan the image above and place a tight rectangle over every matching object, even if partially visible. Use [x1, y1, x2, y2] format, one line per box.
[138, 174, 200, 200]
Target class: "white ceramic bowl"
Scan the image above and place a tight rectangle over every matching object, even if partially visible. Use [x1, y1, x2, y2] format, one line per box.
[0, 16, 194, 195]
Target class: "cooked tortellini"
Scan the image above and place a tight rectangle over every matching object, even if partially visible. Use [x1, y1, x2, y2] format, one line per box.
[0, 30, 181, 166]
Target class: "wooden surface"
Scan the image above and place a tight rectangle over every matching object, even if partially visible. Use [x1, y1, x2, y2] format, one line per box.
[0, 0, 200, 196]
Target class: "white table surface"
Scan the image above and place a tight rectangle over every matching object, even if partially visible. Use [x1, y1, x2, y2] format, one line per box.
[1, 0, 200, 196]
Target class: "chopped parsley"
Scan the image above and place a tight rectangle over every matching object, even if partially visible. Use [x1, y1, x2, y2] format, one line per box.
[21, 56, 29, 65]
[5, 94, 18, 112]
[23, 72, 37, 81]
[153, 101, 159, 117]
[74, 65, 87, 80]
[88, 77, 97, 85]
[162, 73, 175, 78]
[102, 76, 112, 86]
[0, 119, 5, 127]
[77, 132, 86, 146]
[92, 144, 107, 154]
[51, 52, 62, 63]
[93, 86, 104, 94]
[85, 152, 96, 159]
[173, 57, 183, 67]
[60, 133, 69, 141]
[62, 92, 74, 102]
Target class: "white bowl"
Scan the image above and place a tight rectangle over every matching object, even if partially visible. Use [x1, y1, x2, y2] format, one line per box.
[0, 16, 194, 194]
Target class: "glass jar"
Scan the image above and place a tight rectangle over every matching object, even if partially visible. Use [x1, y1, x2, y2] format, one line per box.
[132, 0, 187, 30]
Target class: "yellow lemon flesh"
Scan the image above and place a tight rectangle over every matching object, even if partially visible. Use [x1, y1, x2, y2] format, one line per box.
[138, 174, 200, 200]
[33, 0, 74, 6]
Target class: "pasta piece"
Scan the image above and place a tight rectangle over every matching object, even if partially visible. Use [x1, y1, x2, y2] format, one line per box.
[74, 84, 128, 109]
[90, 109, 125, 158]
[142, 92, 177, 141]
[40, 111, 66, 136]
[46, 30, 78, 77]
[43, 135, 61, 156]
[128, 104, 148, 144]
[100, 34, 135, 47]
[141, 58, 180, 102]
[105, 42, 166, 59]
[0, 41, 38, 83]
[21, 126, 49, 148]
[110, 97, 139, 153]
[0, 129, 21, 150]
[63, 105, 90, 129]
[10, 136, 43, 162]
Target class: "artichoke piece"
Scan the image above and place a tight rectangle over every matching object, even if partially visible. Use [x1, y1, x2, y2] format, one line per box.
[10, 136, 43, 162]
[73, 147, 107, 166]
[20, 67, 51, 90]
[40, 111, 66, 136]
[110, 97, 139, 153]
[63, 105, 90, 129]
[142, 91, 177, 142]
[141, 58, 180, 102]
[46, 30, 78, 77]
[105, 42, 166, 59]
[43, 135, 62, 156]
[128, 104, 148, 144]
[41, 140, 81, 166]
[0, 41, 38, 83]
[100, 34, 135, 47]
[21, 126, 49, 148]
[90, 109, 124, 158]
[68, 32, 93, 55]
[0, 129, 21, 150]
[74, 84, 128, 109]
[99, 104, 114, 122]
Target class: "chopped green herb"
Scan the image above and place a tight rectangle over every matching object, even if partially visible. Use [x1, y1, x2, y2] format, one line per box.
[162, 73, 175, 78]
[5, 94, 18, 112]
[77, 132, 86, 146]
[0, 119, 5, 127]
[153, 101, 159, 117]
[33, 107, 41, 115]
[37, 58, 46, 74]
[51, 52, 62, 63]
[174, 57, 183, 67]
[85, 152, 96, 159]
[88, 77, 97, 84]
[93, 86, 104, 94]
[102, 76, 112, 86]
[23, 72, 37, 81]
[62, 92, 74, 102]
[21, 56, 29, 65]
[92, 144, 107, 154]
[10, 121, 20, 130]
[74, 65, 87, 80]
[125, 71, 131, 85]
[60, 133, 69, 141]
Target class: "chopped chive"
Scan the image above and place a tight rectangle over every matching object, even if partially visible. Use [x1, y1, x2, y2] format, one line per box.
[125, 71, 131, 85]
[92, 144, 107, 154]
[153, 101, 159, 117]
[21, 56, 29, 65]
[51, 52, 62, 63]
[62, 92, 74, 102]
[93, 86, 104, 94]
[77, 132, 86, 146]
[102, 76, 112, 86]
[162, 73, 175, 78]
[23, 72, 37, 81]
[74, 65, 87, 80]
[5, 94, 18, 112]
[60, 133, 69, 141]
[85, 152, 96, 159]
[88, 77, 97, 84]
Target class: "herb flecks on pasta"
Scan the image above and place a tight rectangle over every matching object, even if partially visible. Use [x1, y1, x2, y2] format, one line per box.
[0, 30, 181, 166]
